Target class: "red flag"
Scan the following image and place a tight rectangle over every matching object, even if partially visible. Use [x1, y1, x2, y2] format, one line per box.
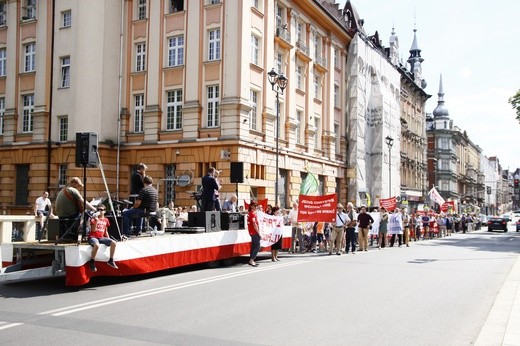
[244, 199, 268, 212]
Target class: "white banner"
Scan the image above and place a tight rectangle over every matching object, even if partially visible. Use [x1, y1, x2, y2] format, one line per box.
[257, 212, 285, 247]
[428, 187, 446, 205]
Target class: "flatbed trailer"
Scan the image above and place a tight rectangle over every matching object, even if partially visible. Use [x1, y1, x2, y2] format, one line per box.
[1, 227, 292, 286]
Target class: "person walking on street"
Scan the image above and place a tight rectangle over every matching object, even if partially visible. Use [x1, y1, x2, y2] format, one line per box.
[401, 209, 411, 247]
[389, 208, 403, 247]
[330, 203, 350, 255]
[357, 206, 374, 252]
[345, 202, 358, 254]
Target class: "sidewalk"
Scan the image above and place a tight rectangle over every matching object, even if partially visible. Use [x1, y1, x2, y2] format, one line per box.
[475, 254, 520, 346]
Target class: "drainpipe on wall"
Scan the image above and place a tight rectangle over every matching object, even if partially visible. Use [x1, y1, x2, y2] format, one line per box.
[46, 0, 56, 192]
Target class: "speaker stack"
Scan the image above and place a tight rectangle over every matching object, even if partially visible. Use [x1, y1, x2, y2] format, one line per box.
[230, 162, 244, 183]
[75, 132, 99, 168]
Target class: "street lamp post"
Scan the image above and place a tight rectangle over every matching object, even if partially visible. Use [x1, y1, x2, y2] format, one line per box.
[385, 136, 394, 198]
[268, 68, 287, 207]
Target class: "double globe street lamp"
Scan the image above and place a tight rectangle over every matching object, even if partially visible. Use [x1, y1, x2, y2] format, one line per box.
[267, 68, 288, 207]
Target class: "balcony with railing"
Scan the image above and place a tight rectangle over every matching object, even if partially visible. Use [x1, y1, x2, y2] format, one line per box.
[296, 40, 310, 58]
[275, 26, 291, 44]
[314, 53, 328, 70]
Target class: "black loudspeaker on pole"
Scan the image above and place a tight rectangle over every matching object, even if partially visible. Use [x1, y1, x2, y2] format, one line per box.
[230, 162, 244, 184]
[75, 132, 99, 168]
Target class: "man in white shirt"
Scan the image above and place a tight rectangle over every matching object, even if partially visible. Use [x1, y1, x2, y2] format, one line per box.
[34, 191, 52, 233]
[330, 203, 350, 255]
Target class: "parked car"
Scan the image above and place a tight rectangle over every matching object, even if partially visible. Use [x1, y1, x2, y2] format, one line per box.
[500, 213, 512, 222]
[511, 212, 520, 225]
[488, 217, 508, 232]
[516, 220, 520, 232]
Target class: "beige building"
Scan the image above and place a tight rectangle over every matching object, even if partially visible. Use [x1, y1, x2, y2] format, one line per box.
[0, 0, 355, 213]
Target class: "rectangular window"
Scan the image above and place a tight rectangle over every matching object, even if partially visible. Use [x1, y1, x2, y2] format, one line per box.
[61, 56, 70, 88]
[252, 0, 260, 10]
[59, 164, 67, 187]
[276, 53, 283, 75]
[208, 29, 221, 61]
[165, 164, 176, 205]
[16, 164, 29, 205]
[136, 43, 146, 72]
[25, 0, 36, 20]
[0, 48, 5, 77]
[334, 85, 339, 107]
[275, 5, 283, 29]
[314, 75, 320, 99]
[24, 43, 35, 72]
[249, 90, 257, 131]
[166, 89, 182, 130]
[314, 116, 320, 147]
[22, 94, 34, 133]
[334, 47, 339, 68]
[295, 110, 302, 144]
[134, 94, 144, 133]
[168, 35, 184, 67]
[441, 158, 450, 170]
[314, 34, 320, 60]
[137, 0, 146, 20]
[251, 34, 259, 65]
[296, 22, 303, 43]
[169, 0, 184, 13]
[334, 123, 340, 153]
[0, 97, 4, 134]
[208, 0, 220, 4]
[59, 116, 68, 142]
[0, 2, 6, 26]
[207, 85, 219, 127]
[61, 10, 71, 28]
[296, 65, 302, 90]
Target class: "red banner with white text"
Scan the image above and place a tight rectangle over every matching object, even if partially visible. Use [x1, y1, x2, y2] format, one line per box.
[380, 197, 397, 211]
[297, 194, 337, 222]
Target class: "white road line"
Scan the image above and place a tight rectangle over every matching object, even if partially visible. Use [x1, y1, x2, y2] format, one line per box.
[0, 322, 24, 331]
[39, 260, 308, 317]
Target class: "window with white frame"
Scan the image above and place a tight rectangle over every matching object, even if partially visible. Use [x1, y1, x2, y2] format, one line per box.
[0, 2, 6, 26]
[61, 10, 71, 28]
[334, 123, 340, 152]
[208, 0, 220, 4]
[439, 137, 450, 149]
[296, 64, 303, 90]
[137, 0, 146, 20]
[295, 110, 302, 144]
[249, 89, 258, 131]
[134, 94, 144, 133]
[314, 74, 320, 99]
[58, 164, 67, 187]
[251, 34, 260, 65]
[168, 35, 184, 67]
[24, 43, 35, 72]
[0, 48, 5, 77]
[59, 116, 68, 142]
[166, 89, 182, 130]
[251, 0, 260, 10]
[314, 33, 321, 60]
[440, 158, 450, 170]
[22, 94, 34, 133]
[60, 56, 70, 88]
[207, 85, 219, 127]
[296, 22, 303, 43]
[136, 42, 146, 72]
[25, 0, 36, 19]
[334, 85, 339, 107]
[208, 29, 221, 61]
[314, 116, 320, 147]
[334, 47, 339, 68]
[0, 97, 4, 134]
[276, 52, 283, 74]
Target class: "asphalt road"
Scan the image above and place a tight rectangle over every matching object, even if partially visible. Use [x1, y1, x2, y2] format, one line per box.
[0, 226, 519, 345]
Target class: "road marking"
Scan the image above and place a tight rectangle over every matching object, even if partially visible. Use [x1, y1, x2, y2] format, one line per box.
[39, 260, 308, 316]
[0, 322, 23, 331]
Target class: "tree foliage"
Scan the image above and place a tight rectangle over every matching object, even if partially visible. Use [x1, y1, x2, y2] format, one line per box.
[509, 89, 520, 123]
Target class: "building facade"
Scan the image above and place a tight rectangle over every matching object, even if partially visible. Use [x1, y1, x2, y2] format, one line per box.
[0, 0, 359, 213]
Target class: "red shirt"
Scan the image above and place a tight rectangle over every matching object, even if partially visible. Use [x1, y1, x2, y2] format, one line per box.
[89, 217, 110, 239]
[247, 210, 259, 236]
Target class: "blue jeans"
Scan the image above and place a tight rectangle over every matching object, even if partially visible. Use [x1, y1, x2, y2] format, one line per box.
[123, 208, 144, 236]
[345, 228, 356, 253]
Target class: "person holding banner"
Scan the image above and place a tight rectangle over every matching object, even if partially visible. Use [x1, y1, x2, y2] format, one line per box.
[289, 202, 304, 254]
[270, 206, 282, 261]
[357, 206, 374, 252]
[389, 208, 403, 247]
[247, 201, 261, 267]
[330, 203, 350, 255]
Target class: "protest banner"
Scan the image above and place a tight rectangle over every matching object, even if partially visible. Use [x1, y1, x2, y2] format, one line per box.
[297, 194, 337, 222]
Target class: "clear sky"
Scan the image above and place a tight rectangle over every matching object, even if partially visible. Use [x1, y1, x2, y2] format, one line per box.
[338, 0, 520, 172]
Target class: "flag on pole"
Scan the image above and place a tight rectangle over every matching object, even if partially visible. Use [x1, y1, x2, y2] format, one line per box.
[300, 172, 319, 195]
[428, 186, 445, 206]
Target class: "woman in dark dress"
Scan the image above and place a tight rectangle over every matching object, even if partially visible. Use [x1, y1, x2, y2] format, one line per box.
[270, 206, 282, 261]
